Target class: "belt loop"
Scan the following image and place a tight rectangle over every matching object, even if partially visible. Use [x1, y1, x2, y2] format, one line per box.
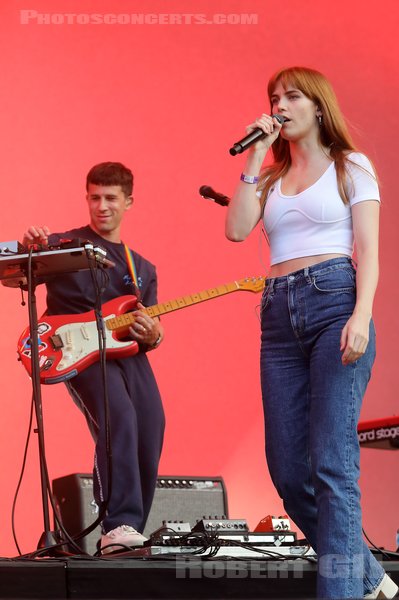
[269, 278, 275, 293]
[304, 266, 311, 284]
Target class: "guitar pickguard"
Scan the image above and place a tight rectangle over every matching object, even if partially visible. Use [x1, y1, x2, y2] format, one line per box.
[53, 314, 132, 372]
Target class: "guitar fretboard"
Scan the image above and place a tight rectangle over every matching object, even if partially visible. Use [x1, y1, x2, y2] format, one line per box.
[106, 281, 243, 332]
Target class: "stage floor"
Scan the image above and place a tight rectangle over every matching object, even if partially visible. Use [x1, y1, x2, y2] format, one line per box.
[0, 552, 398, 599]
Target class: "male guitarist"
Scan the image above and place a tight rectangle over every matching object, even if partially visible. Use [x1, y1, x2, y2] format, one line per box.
[22, 162, 165, 554]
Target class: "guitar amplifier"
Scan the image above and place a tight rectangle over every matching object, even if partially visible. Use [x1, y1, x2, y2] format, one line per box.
[52, 473, 228, 555]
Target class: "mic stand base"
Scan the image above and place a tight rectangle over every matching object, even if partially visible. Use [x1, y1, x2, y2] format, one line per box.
[36, 530, 73, 557]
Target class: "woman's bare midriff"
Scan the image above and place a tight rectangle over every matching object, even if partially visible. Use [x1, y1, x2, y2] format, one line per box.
[268, 253, 349, 278]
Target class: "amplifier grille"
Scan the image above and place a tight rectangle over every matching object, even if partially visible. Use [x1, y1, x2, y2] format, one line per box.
[52, 473, 228, 555]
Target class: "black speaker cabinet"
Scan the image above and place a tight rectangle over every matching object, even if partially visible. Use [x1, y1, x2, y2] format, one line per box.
[52, 473, 228, 555]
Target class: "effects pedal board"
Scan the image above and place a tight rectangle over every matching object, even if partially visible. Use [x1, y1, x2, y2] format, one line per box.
[147, 517, 297, 550]
[148, 530, 297, 547]
[105, 515, 309, 559]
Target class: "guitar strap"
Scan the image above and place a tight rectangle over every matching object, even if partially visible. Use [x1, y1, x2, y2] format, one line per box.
[124, 244, 141, 301]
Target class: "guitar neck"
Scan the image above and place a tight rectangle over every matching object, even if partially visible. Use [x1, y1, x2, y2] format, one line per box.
[106, 281, 244, 332]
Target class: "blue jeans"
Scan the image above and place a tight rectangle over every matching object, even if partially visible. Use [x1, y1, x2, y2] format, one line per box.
[260, 258, 384, 599]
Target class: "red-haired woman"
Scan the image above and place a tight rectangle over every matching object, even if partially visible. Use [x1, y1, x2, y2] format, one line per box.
[226, 66, 396, 599]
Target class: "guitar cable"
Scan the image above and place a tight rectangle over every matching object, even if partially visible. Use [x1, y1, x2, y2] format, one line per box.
[362, 527, 399, 561]
[87, 252, 114, 526]
[11, 387, 34, 556]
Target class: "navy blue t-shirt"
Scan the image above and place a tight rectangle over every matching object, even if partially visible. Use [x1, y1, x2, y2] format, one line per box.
[45, 225, 158, 316]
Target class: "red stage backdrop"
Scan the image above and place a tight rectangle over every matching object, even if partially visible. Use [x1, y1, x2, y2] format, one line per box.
[0, 0, 397, 556]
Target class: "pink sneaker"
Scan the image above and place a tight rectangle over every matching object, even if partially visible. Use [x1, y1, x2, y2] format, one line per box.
[101, 525, 148, 554]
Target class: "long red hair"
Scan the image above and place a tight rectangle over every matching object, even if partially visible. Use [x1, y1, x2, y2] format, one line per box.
[259, 66, 368, 207]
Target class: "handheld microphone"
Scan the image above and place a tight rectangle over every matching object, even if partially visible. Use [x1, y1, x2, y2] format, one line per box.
[229, 114, 285, 156]
[199, 185, 230, 206]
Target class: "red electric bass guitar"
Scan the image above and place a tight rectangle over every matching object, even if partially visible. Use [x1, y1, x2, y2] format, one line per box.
[17, 276, 265, 384]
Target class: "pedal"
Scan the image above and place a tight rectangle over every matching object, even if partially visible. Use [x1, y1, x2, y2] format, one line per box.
[150, 521, 191, 537]
[0, 240, 25, 255]
[192, 517, 248, 533]
[254, 514, 291, 532]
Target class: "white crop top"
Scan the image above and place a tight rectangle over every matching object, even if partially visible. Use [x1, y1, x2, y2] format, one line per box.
[259, 152, 380, 265]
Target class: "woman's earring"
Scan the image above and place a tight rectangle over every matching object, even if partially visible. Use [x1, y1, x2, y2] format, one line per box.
[318, 114, 322, 126]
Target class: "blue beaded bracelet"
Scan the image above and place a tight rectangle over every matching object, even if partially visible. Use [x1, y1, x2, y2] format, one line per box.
[240, 173, 259, 184]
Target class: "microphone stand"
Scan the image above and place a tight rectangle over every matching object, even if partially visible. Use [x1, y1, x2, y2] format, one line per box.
[26, 257, 59, 551]
[0, 243, 114, 555]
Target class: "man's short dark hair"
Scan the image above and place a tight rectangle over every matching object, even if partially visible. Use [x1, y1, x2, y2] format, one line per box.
[86, 162, 133, 197]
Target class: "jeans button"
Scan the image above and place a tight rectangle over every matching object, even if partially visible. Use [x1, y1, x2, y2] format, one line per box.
[288, 275, 295, 281]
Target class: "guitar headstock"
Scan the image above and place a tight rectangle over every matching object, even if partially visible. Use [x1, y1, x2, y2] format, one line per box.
[236, 276, 266, 293]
